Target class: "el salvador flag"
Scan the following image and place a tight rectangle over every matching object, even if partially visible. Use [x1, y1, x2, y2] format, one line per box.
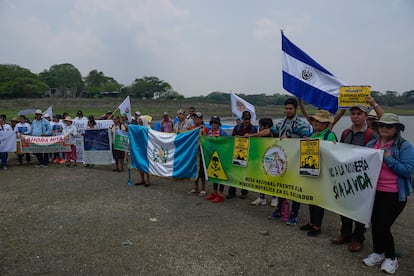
[128, 125, 199, 179]
[282, 32, 347, 113]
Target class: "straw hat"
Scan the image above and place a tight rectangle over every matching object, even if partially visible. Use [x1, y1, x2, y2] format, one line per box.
[64, 116, 73, 122]
[34, 109, 42, 115]
[309, 110, 333, 123]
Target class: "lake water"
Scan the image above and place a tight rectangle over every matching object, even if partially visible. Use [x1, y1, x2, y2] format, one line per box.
[221, 116, 414, 145]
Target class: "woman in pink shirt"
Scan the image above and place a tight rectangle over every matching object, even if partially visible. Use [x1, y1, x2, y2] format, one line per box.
[362, 113, 414, 274]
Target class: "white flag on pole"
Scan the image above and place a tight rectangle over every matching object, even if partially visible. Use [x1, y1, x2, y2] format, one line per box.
[230, 92, 256, 124]
[118, 96, 132, 122]
[43, 105, 53, 118]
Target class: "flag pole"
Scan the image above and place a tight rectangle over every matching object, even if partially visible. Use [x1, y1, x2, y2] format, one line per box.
[127, 144, 132, 186]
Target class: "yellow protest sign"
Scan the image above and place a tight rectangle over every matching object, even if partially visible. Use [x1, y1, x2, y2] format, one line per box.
[207, 151, 228, 180]
[299, 139, 320, 176]
[338, 86, 371, 108]
[232, 137, 249, 167]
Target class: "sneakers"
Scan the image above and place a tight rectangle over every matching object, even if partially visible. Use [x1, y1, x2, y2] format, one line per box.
[286, 216, 298, 226]
[199, 191, 207, 197]
[381, 258, 399, 274]
[268, 210, 281, 220]
[251, 197, 266, 206]
[59, 159, 66, 164]
[52, 158, 60, 163]
[270, 198, 278, 207]
[205, 192, 217, 200]
[362, 252, 385, 267]
[187, 189, 199, 195]
[212, 194, 224, 203]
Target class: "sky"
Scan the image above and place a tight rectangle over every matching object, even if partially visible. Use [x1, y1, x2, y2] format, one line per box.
[1, 0, 413, 97]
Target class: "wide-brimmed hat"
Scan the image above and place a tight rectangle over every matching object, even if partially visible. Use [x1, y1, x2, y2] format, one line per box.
[64, 116, 73, 122]
[34, 109, 42, 115]
[309, 110, 333, 123]
[210, 116, 221, 126]
[163, 112, 168, 116]
[135, 111, 141, 116]
[350, 104, 368, 113]
[373, 113, 405, 131]
[177, 109, 186, 115]
[367, 109, 378, 120]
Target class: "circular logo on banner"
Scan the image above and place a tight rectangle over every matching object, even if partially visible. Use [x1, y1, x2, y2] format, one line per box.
[301, 67, 314, 81]
[263, 146, 287, 177]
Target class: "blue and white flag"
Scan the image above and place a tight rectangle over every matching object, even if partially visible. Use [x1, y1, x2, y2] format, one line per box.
[282, 32, 347, 113]
[129, 125, 199, 179]
[0, 130, 16, 152]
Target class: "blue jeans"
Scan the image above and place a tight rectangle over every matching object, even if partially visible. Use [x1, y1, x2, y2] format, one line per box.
[277, 198, 300, 218]
[36, 153, 49, 166]
[0, 152, 7, 168]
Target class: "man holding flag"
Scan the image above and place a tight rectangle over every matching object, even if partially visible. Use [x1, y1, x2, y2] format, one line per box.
[230, 92, 257, 125]
[117, 96, 132, 123]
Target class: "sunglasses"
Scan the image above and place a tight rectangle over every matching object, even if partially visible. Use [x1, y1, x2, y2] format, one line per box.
[376, 123, 395, 129]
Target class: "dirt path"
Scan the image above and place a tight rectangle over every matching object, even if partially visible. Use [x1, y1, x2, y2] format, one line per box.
[1, 156, 413, 275]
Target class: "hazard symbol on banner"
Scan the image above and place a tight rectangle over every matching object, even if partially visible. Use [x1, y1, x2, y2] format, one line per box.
[207, 151, 228, 180]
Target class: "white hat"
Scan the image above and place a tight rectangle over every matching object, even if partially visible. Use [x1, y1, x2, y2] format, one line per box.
[35, 109, 42, 115]
[64, 116, 73, 122]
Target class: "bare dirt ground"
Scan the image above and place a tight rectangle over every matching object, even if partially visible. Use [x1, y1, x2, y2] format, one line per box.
[1, 155, 413, 276]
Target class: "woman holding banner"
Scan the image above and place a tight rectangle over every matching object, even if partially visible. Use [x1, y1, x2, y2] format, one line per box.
[362, 113, 414, 274]
[298, 110, 337, 237]
[111, 116, 126, 172]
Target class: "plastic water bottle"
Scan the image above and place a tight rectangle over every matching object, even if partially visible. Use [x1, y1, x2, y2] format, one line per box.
[281, 199, 290, 221]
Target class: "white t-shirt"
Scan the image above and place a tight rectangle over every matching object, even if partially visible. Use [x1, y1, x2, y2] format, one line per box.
[14, 122, 31, 135]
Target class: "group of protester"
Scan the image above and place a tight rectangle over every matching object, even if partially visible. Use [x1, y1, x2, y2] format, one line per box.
[186, 96, 413, 274]
[1, 97, 413, 274]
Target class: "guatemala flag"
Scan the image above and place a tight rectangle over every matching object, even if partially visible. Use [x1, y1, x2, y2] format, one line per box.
[128, 125, 199, 179]
[282, 32, 347, 113]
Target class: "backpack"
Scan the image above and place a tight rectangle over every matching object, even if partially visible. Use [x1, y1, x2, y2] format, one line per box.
[323, 130, 338, 142]
[340, 128, 374, 145]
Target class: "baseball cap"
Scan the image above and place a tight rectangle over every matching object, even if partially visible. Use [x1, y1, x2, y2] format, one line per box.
[350, 104, 368, 113]
[210, 116, 221, 126]
[242, 110, 251, 119]
[193, 112, 203, 118]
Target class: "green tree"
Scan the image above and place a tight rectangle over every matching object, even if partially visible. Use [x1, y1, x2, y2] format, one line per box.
[39, 63, 84, 97]
[0, 64, 48, 98]
[84, 70, 121, 97]
[129, 76, 172, 99]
